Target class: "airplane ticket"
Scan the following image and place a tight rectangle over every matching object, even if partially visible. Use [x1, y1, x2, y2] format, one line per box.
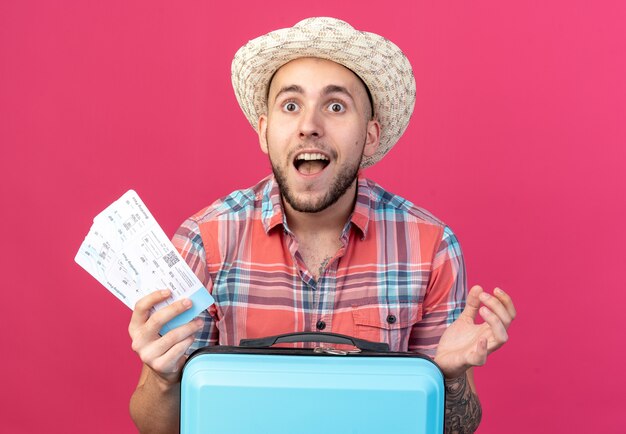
[75, 190, 214, 335]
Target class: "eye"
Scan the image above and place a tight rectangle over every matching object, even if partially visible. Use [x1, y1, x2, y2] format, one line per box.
[282, 101, 299, 112]
[328, 102, 345, 113]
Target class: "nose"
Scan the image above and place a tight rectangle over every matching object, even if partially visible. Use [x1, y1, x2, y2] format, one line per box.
[298, 108, 323, 139]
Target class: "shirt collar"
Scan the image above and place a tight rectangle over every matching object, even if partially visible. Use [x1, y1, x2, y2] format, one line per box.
[261, 174, 372, 239]
[261, 176, 285, 233]
[350, 174, 371, 239]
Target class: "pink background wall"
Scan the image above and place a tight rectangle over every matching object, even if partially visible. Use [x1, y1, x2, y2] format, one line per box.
[2, 1, 624, 432]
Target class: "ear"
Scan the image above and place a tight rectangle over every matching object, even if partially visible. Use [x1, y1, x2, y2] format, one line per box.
[258, 114, 269, 154]
[363, 119, 381, 158]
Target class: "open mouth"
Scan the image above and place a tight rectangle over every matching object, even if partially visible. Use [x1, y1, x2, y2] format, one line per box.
[293, 152, 330, 175]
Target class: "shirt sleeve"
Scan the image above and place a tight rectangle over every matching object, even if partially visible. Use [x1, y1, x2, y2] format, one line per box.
[408, 226, 467, 357]
[171, 217, 219, 354]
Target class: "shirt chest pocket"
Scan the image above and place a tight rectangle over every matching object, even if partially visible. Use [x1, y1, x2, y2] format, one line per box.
[351, 304, 422, 352]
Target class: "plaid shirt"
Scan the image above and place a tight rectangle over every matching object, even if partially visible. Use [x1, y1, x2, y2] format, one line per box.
[174, 175, 466, 357]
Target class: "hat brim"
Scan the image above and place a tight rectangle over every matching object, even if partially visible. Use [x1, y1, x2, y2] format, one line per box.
[231, 17, 416, 168]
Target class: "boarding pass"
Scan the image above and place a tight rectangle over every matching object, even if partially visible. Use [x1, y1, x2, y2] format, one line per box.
[75, 190, 214, 334]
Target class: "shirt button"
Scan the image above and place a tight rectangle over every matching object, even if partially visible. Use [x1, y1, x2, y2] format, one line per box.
[316, 320, 326, 330]
[386, 314, 397, 324]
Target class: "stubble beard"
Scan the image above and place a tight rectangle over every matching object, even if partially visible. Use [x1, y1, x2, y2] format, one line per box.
[269, 142, 364, 214]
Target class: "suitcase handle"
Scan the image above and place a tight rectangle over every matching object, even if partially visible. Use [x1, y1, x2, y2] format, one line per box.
[239, 332, 390, 352]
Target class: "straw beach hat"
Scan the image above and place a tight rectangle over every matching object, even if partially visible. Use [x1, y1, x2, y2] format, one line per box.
[231, 17, 416, 168]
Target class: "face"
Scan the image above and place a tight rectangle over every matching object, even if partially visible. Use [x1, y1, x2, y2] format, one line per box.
[258, 57, 380, 214]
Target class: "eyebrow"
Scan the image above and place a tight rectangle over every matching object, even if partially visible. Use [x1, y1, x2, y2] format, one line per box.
[273, 84, 304, 102]
[322, 85, 351, 97]
[272, 84, 355, 103]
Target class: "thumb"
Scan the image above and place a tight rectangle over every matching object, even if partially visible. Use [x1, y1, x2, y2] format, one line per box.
[461, 285, 484, 321]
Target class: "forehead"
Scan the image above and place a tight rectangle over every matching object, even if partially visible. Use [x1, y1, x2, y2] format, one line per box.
[268, 57, 367, 98]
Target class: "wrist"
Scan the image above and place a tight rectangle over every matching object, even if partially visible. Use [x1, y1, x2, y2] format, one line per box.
[444, 372, 467, 390]
[148, 367, 181, 393]
[434, 355, 469, 380]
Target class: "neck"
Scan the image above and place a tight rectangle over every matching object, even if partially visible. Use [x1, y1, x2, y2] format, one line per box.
[283, 181, 357, 236]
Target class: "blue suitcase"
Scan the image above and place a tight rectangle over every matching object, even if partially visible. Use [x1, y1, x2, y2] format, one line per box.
[180, 332, 445, 434]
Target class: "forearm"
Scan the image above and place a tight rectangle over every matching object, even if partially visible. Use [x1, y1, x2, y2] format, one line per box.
[444, 372, 482, 434]
[130, 367, 181, 434]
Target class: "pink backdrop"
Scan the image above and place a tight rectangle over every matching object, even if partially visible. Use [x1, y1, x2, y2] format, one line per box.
[2, 1, 624, 432]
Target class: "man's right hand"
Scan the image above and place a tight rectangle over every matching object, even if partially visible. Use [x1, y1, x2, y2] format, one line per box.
[128, 290, 203, 386]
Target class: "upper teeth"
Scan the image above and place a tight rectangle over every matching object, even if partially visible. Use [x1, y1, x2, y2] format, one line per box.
[296, 153, 328, 161]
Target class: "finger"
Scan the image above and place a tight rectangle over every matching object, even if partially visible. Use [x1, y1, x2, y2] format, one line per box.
[479, 290, 513, 328]
[494, 287, 517, 320]
[133, 318, 201, 366]
[479, 306, 509, 351]
[143, 298, 194, 336]
[129, 289, 172, 334]
[130, 298, 195, 360]
[148, 318, 204, 360]
[149, 335, 196, 379]
[461, 285, 484, 321]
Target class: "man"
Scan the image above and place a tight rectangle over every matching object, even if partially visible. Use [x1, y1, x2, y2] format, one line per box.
[129, 17, 516, 433]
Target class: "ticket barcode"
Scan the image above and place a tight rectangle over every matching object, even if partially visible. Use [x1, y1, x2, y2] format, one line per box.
[163, 251, 180, 268]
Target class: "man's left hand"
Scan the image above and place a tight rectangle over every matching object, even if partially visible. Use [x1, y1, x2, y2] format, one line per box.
[434, 285, 516, 379]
